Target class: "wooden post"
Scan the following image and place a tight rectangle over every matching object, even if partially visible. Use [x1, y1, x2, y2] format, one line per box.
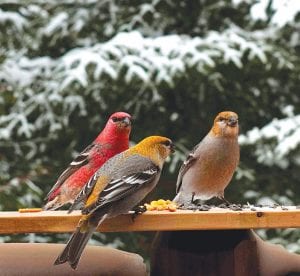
[151, 230, 259, 276]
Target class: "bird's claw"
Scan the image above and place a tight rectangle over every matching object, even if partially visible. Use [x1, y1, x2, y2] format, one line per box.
[131, 205, 147, 221]
[219, 196, 231, 206]
[191, 192, 196, 204]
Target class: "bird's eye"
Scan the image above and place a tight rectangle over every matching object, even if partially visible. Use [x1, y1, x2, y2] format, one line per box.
[162, 140, 171, 146]
[111, 117, 119, 122]
[218, 117, 226, 122]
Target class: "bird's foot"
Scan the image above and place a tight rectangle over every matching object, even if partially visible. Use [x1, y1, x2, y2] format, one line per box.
[219, 196, 231, 206]
[190, 192, 204, 205]
[131, 205, 147, 222]
[190, 192, 196, 204]
[179, 195, 211, 211]
[176, 203, 185, 209]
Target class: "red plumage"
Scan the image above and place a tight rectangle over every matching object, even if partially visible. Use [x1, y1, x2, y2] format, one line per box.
[44, 112, 131, 210]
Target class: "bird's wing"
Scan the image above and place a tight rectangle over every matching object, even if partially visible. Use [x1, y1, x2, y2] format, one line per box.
[45, 143, 101, 201]
[175, 142, 200, 193]
[68, 153, 126, 212]
[82, 159, 159, 215]
[68, 171, 100, 213]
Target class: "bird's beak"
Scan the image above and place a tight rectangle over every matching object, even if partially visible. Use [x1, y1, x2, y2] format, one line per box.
[122, 117, 131, 127]
[227, 117, 238, 127]
[170, 143, 176, 153]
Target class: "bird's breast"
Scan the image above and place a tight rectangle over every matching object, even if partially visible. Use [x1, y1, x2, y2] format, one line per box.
[182, 138, 239, 198]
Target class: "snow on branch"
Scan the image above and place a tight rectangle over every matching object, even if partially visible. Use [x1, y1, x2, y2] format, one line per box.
[0, 29, 292, 147]
[240, 110, 300, 168]
[0, 9, 28, 30]
[57, 28, 282, 89]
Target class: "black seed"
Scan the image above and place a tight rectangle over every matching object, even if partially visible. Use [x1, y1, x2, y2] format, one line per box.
[218, 203, 228, 208]
[198, 206, 210, 211]
[230, 206, 243, 211]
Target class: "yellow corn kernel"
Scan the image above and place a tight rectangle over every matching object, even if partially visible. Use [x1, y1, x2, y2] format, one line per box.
[156, 205, 165, 211]
[167, 204, 177, 212]
[157, 199, 166, 205]
[144, 204, 154, 211]
[18, 208, 43, 213]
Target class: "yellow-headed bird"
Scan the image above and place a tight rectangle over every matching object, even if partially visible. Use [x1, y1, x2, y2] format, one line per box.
[54, 136, 175, 269]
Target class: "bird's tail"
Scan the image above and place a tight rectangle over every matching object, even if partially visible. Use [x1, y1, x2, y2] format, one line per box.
[54, 216, 96, 269]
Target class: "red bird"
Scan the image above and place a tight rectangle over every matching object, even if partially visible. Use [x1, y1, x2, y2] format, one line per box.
[174, 111, 239, 204]
[43, 112, 132, 210]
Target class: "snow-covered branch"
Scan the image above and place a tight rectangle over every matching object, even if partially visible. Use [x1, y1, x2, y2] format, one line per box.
[240, 110, 300, 168]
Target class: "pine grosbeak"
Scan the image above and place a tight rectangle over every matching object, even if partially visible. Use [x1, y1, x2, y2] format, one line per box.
[54, 136, 175, 269]
[174, 111, 239, 204]
[44, 112, 132, 210]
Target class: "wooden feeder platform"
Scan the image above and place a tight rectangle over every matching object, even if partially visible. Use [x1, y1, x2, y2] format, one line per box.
[0, 207, 299, 234]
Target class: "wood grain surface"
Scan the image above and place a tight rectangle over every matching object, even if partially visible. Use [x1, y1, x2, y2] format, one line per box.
[0, 207, 299, 234]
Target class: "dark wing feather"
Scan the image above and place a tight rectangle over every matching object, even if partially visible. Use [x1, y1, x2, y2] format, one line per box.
[176, 143, 200, 193]
[82, 165, 159, 215]
[45, 143, 97, 201]
[68, 172, 99, 213]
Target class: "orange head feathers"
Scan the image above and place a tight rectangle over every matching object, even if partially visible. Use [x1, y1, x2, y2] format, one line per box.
[210, 111, 239, 138]
[128, 136, 175, 167]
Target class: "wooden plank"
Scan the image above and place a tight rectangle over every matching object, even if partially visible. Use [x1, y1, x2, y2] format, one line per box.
[0, 208, 299, 234]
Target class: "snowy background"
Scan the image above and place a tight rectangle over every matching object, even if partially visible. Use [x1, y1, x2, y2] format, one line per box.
[0, 0, 300, 259]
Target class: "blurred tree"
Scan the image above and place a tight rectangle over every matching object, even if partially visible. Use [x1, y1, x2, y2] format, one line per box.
[0, 0, 300, 258]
